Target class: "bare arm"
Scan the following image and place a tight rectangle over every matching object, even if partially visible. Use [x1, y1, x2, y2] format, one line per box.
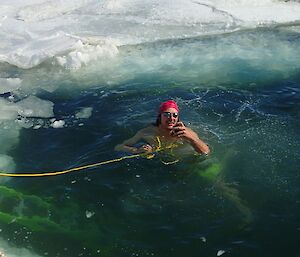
[114, 129, 153, 154]
[186, 128, 210, 154]
[171, 122, 210, 154]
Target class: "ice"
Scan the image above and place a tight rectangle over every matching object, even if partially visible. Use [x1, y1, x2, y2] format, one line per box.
[0, 95, 54, 133]
[85, 210, 95, 218]
[0, 133, 18, 178]
[0, 123, 20, 151]
[75, 107, 93, 119]
[0, 98, 19, 120]
[15, 0, 95, 22]
[0, 99, 22, 182]
[0, 78, 22, 94]
[207, 0, 300, 24]
[0, 0, 299, 69]
[217, 250, 226, 256]
[51, 120, 65, 128]
[0, 154, 16, 183]
[0, 31, 81, 69]
[200, 236, 207, 242]
[0, 236, 42, 257]
[56, 40, 118, 69]
[16, 95, 54, 118]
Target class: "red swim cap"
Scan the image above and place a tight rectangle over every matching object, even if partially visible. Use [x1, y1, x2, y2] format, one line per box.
[159, 100, 179, 113]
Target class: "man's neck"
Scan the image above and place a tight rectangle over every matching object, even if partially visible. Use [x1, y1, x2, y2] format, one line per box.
[157, 125, 173, 138]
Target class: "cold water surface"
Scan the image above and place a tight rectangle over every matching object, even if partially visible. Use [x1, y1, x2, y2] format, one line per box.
[1, 28, 300, 257]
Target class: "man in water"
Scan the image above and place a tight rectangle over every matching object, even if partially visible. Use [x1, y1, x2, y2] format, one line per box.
[115, 100, 210, 155]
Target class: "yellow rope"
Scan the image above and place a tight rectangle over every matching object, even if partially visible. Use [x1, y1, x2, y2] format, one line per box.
[0, 136, 167, 178]
[0, 153, 142, 177]
[160, 159, 179, 165]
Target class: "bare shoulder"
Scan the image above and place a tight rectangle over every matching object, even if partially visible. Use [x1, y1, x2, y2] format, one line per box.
[138, 126, 157, 136]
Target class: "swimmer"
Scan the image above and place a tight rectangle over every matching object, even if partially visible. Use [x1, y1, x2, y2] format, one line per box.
[115, 100, 210, 155]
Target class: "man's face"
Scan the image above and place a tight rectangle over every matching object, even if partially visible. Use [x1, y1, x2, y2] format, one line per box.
[160, 107, 179, 130]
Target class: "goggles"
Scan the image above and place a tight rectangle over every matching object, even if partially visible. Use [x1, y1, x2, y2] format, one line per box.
[162, 112, 178, 119]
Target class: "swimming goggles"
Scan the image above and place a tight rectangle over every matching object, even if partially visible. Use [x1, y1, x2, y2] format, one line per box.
[162, 112, 178, 119]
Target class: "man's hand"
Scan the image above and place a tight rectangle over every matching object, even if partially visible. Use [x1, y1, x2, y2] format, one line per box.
[135, 144, 153, 153]
[170, 122, 184, 134]
[170, 122, 193, 139]
[170, 122, 210, 154]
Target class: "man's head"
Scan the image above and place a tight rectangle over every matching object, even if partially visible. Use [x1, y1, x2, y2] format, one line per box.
[156, 100, 179, 129]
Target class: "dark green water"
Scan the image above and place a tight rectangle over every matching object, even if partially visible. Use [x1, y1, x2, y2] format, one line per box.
[1, 28, 300, 257]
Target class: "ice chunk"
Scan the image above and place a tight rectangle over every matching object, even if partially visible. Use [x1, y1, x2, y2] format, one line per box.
[51, 120, 65, 128]
[200, 236, 207, 242]
[85, 210, 95, 218]
[75, 107, 93, 119]
[0, 78, 22, 94]
[217, 250, 226, 256]
[0, 99, 19, 120]
[15, 117, 34, 129]
[0, 32, 81, 69]
[56, 40, 119, 70]
[16, 96, 54, 118]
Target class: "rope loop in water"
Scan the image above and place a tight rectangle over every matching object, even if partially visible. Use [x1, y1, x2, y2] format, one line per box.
[0, 136, 178, 178]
